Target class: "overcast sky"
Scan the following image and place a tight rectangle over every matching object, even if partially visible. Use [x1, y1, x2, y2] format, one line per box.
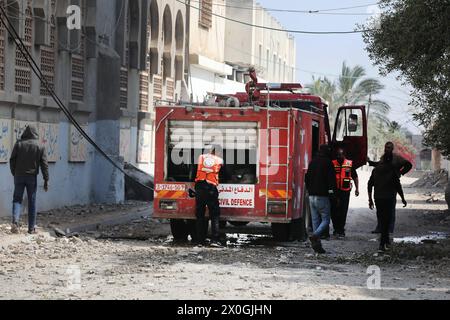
[256, 0, 421, 134]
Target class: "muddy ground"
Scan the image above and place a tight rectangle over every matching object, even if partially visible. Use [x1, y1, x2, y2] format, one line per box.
[0, 172, 449, 300]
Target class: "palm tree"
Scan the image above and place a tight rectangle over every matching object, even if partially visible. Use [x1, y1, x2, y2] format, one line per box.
[308, 62, 391, 128]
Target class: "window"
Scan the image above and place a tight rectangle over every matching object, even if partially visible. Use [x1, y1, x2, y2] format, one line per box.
[258, 44, 262, 67]
[273, 54, 276, 79]
[40, 3, 56, 97]
[199, 0, 213, 29]
[71, 1, 86, 102]
[15, 5, 33, 93]
[334, 109, 364, 142]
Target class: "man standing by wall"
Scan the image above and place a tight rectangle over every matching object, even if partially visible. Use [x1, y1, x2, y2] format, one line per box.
[9, 126, 49, 234]
[195, 145, 224, 247]
[368, 142, 412, 234]
[331, 148, 360, 238]
[305, 145, 337, 254]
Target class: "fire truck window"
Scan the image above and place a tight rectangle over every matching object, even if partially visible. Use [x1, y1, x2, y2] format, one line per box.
[335, 109, 363, 141]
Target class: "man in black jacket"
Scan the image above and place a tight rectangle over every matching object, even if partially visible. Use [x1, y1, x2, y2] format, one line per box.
[368, 142, 412, 234]
[9, 126, 49, 234]
[368, 162, 407, 252]
[305, 145, 337, 254]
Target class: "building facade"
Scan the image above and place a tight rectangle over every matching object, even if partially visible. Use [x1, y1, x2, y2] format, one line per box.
[0, 0, 296, 216]
[0, 0, 187, 216]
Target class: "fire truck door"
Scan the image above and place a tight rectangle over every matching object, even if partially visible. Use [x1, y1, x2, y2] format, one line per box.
[332, 106, 368, 169]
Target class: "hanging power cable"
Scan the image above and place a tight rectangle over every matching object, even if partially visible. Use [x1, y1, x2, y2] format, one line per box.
[0, 7, 155, 193]
[179, 0, 374, 34]
[187, 0, 378, 15]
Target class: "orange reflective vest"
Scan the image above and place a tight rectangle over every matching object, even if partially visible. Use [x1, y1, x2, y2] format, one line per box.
[195, 154, 223, 187]
[333, 159, 353, 192]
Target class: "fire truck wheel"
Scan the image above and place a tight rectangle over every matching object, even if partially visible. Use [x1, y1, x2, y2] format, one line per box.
[170, 219, 189, 242]
[271, 223, 290, 242]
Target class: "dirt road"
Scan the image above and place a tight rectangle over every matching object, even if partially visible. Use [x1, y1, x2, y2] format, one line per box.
[0, 172, 449, 300]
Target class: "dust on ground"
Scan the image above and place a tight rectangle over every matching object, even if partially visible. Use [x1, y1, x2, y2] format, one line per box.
[0, 171, 449, 300]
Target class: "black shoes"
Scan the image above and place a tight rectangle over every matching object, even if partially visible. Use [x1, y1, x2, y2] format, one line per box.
[309, 236, 326, 254]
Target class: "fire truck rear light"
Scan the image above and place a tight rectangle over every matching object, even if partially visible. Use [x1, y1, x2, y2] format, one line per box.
[267, 202, 287, 215]
[160, 200, 178, 211]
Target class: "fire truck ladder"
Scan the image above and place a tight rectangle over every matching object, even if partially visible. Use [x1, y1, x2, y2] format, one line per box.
[266, 108, 291, 218]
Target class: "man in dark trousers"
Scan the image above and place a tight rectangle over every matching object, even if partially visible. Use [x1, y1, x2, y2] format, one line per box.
[195, 145, 224, 247]
[9, 125, 49, 234]
[368, 162, 407, 252]
[305, 145, 337, 254]
[331, 148, 360, 238]
[368, 142, 412, 234]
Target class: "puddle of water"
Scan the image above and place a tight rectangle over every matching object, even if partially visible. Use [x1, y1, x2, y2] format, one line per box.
[394, 232, 449, 244]
[226, 233, 274, 248]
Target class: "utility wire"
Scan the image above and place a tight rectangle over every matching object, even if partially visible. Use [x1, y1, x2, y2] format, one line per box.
[0, 7, 155, 193]
[179, 0, 373, 34]
[188, 0, 377, 15]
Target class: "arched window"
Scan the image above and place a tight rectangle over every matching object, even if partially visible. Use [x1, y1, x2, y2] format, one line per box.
[0, 0, 6, 91]
[41, 0, 56, 96]
[15, 3, 33, 93]
[71, 0, 86, 102]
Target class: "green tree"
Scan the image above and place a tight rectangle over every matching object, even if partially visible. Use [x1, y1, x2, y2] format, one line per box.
[362, 0, 450, 157]
[308, 62, 391, 127]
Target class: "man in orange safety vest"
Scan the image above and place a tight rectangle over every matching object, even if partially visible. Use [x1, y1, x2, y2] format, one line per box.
[331, 148, 359, 238]
[195, 145, 224, 246]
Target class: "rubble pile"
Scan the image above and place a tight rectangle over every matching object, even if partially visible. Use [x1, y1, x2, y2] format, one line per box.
[410, 170, 448, 189]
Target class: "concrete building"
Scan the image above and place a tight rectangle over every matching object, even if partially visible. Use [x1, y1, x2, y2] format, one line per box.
[224, 0, 296, 83]
[187, 0, 296, 103]
[0, 0, 187, 216]
[0, 0, 296, 216]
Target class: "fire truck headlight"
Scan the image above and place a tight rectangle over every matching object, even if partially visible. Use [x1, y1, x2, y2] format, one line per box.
[253, 105, 261, 112]
[185, 105, 193, 113]
[267, 201, 287, 215]
[160, 200, 178, 211]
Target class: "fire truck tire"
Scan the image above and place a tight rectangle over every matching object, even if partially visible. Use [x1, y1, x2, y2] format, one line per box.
[170, 219, 189, 242]
[271, 223, 290, 242]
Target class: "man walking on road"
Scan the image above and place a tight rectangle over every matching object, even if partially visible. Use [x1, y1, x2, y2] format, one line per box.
[194, 145, 224, 247]
[368, 142, 412, 234]
[9, 125, 49, 234]
[305, 145, 337, 254]
[331, 148, 359, 238]
[368, 161, 407, 252]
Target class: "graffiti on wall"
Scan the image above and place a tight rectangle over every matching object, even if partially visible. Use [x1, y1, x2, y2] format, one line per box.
[137, 130, 152, 164]
[39, 123, 59, 162]
[0, 119, 12, 163]
[120, 129, 131, 163]
[69, 124, 88, 162]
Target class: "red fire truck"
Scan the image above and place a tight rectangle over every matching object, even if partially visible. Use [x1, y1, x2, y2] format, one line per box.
[153, 69, 368, 241]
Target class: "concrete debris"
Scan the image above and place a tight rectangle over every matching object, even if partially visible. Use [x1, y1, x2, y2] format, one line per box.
[410, 170, 448, 189]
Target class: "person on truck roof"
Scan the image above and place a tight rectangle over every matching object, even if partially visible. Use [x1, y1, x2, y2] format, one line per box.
[194, 144, 224, 247]
[368, 142, 412, 235]
[331, 148, 360, 239]
[305, 145, 337, 254]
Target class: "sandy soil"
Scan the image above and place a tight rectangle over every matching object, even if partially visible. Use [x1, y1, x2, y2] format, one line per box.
[0, 171, 449, 300]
